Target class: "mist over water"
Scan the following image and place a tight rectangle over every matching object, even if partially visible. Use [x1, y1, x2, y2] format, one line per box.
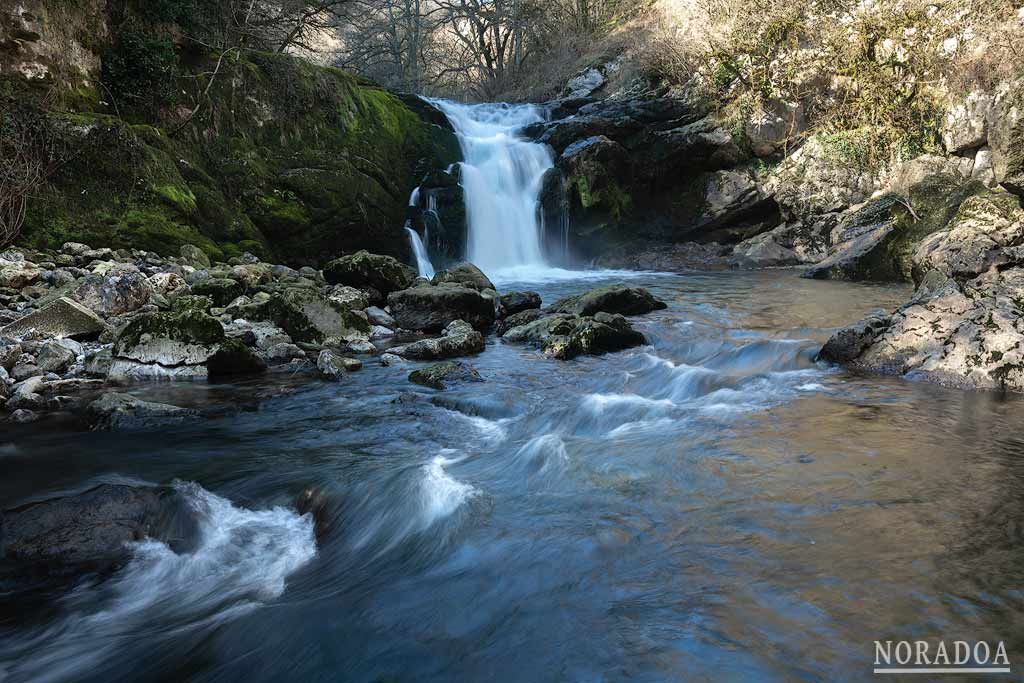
[428, 100, 554, 275]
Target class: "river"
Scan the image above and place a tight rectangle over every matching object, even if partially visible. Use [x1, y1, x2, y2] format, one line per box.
[3, 268, 1024, 681]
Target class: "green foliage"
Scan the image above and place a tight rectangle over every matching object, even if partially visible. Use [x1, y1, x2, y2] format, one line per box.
[102, 30, 177, 112]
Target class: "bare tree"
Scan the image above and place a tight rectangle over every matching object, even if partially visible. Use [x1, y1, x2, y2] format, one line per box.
[0, 105, 60, 249]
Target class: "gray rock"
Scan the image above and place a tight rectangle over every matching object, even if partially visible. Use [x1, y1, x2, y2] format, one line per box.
[409, 360, 484, 390]
[6, 376, 46, 410]
[388, 283, 496, 332]
[817, 314, 892, 363]
[366, 306, 395, 328]
[317, 348, 359, 380]
[84, 347, 113, 378]
[88, 392, 200, 431]
[390, 319, 486, 360]
[323, 251, 417, 295]
[71, 264, 153, 316]
[498, 291, 542, 317]
[35, 340, 77, 374]
[180, 244, 211, 268]
[942, 91, 994, 154]
[548, 285, 667, 316]
[431, 262, 496, 292]
[9, 408, 39, 423]
[0, 297, 105, 340]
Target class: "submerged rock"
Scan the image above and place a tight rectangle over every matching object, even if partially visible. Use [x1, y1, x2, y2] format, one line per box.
[88, 392, 201, 431]
[408, 360, 484, 390]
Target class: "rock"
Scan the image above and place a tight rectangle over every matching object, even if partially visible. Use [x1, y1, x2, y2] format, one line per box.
[180, 244, 211, 268]
[366, 306, 396, 328]
[911, 190, 1024, 281]
[548, 285, 667, 316]
[388, 283, 496, 332]
[316, 348, 360, 380]
[409, 361, 484, 390]
[745, 98, 806, 157]
[768, 135, 880, 219]
[498, 291, 542, 317]
[323, 251, 417, 295]
[71, 264, 153, 316]
[826, 269, 1024, 391]
[0, 340, 22, 370]
[88, 393, 200, 431]
[987, 78, 1024, 195]
[10, 361, 43, 382]
[542, 312, 647, 360]
[327, 285, 370, 311]
[887, 154, 969, 196]
[35, 340, 77, 374]
[84, 347, 113, 378]
[502, 314, 578, 344]
[390, 319, 486, 360]
[6, 376, 46, 410]
[0, 484, 193, 573]
[61, 242, 91, 256]
[261, 289, 370, 344]
[0, 262, 42, 289]
[496, 308, 546, 336]
[262, 343, 307, 364]
[380, 353, 404, 367]
[108, 310, 264, 381]
[942, 91, 994, 154]
[972, 147, 996, 185]
[9, 409, 40, 424]
[171, 295, 213, 314]
[817, 314, 892, 363]
[148, 272, 188, 298]
[431, 262, 495, 292]
[564, 67, 606, 98]
[190, 278, 244, 307]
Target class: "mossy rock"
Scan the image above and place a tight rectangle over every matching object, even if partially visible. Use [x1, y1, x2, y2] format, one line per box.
[207, 339, 267, 380]
[260, 288, 370, 344]
[191, 278, 244, 306]
[323, 250, 417, 294]
[115, 309, 225, 355]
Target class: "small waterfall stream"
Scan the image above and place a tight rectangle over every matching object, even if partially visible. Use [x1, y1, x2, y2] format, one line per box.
[428, 100, 555, 277]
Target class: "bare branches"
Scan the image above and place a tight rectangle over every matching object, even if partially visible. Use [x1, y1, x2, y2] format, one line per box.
[0, 103, 63, 249]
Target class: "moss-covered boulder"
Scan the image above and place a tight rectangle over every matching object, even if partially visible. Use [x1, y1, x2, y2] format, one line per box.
[191, 278, 244, 307]
[548, 285, 667, 317]
[323, 250, 417, 295]
[431, 262, 495, 292]
[259, 288, 370, 344]
[408, 361, 484, 390]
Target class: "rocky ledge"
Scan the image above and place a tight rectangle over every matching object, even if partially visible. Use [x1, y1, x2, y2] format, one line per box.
[0, 243, 667, 427]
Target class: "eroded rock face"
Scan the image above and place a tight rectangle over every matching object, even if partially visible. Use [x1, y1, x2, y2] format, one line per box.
[388, 283, 496, 332]
[987, 78, 1024, 196]
[768, 136, 880, 219]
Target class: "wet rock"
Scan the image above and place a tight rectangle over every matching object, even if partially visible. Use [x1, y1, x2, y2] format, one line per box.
[10, 360, 43, 382]
[0, 340, 22, 371]
[9, 409, 39, 424]
[0, 261, 42, 290]
[408, 360, 484, 390]
[390, 319, 485, 360]
[323, 251, 417, 295]
[84, 347, 113, 378]
[88, 393, 200, 431]
[388, 283, 496, 332]
[327, 285, 370, 311]
[6, 377, 47, 410]
[431, 262, 495, 292]
[0, 297, 105, 340]
[499, 291, 542, 317]
[548, 285, 666, 317]
[71, 264, 153, 316]
[262, 343, 307, 364]
[817, 314, 893, 363]
[0, 484, 194, 574]
[366, 306, 395, 328]
[543, 312, 646, 360]
[316, 348, 360, 380]
[496, 308, 546, 337]
[380, 353, 404, 367]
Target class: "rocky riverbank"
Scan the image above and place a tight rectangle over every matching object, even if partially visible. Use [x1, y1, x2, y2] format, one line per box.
[0, 243, 666, 431]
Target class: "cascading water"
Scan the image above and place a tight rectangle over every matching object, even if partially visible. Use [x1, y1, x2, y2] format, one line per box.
[428, 100, 554, 276]
[405, 187, 435, 278]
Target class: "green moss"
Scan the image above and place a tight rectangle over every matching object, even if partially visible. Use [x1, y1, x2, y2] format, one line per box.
[154, 184, 198, 214]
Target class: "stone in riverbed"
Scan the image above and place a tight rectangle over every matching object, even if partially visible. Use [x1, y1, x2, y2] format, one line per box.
[323, 251, 417, 295]
[548, 285, 666, 317]
[498, 291, 542, 317]
[495, 308, 545, 337]
[543, 312, 647, 360]
[260, 289, 370, 344]
[71, 264, 153, 316]
[0, 297, 106, 340]
[431, 262, 496, 292]
[390, 319, 485, 360]
[0, 484, 196, 574]
[388, 283, 496, 332]
[408, 360, 484, 390]
[35, 340, 78, 374]
[190, 278, 244, 307]
[316, 349, 362, 379]
[88, 392, 200, 431]
[816, 313, 892, 363]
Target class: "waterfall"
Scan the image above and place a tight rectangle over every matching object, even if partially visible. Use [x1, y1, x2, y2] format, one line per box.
[427, 99, 554, 275]
[406, 227, 435, 279]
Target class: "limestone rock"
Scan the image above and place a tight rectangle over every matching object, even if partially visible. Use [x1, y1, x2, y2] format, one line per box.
[71, 264, 153, 316]
[323, 251, 417, 295]
[431, 262, 495, 292]
[388, 283, 496, 332]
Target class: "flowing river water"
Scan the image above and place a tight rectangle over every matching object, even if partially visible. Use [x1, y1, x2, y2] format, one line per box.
[3, 269, 1024, 681]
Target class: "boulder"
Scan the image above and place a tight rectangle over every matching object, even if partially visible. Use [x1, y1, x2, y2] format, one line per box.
[548, 285, 667, 317]
[542, 312, 647, 360]
[986, 78, 1024, 195]
[409, 361, 484, 390]
[496, 308, 546, 337]
[388, 283, 496, 332]
[768, 135, 880, 219]
[180, 244, 211, 268]
[316, 349, 361, 380]
[366, 306, 396, 328]
[35, 340, 78, 374]
[0, 262, 42, 289]
[0, 297, 105, 339]
[5, 376, 46, 410]
[498, 291, 542, 317]
[190, 278, 244, 307]
[745, 97, 806, 157]
[327, 285, 370, 311]
[323, 251, 417, 295]
[817, 314, 892, 363]
[88, 393, 200, 431]
[0, 484, 195, 573]
[84, 347, 113, 377]
[431, 262, 496, 292]
[148, 272, 188, 299]
[390, 320, 486, 360]
[71, 264, 153, 316]
[942, 91, 994, 154]
[260, 289, 370, 344]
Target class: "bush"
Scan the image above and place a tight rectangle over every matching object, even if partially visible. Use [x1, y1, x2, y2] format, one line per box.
[102, 31, 178, 112]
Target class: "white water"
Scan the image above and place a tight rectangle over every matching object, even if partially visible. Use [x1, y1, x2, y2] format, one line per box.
[428, 100, 553, 275]
[406, 227, 435, 279]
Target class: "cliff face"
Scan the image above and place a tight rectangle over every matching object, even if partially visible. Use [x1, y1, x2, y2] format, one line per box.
[1, 2, 460, 265]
